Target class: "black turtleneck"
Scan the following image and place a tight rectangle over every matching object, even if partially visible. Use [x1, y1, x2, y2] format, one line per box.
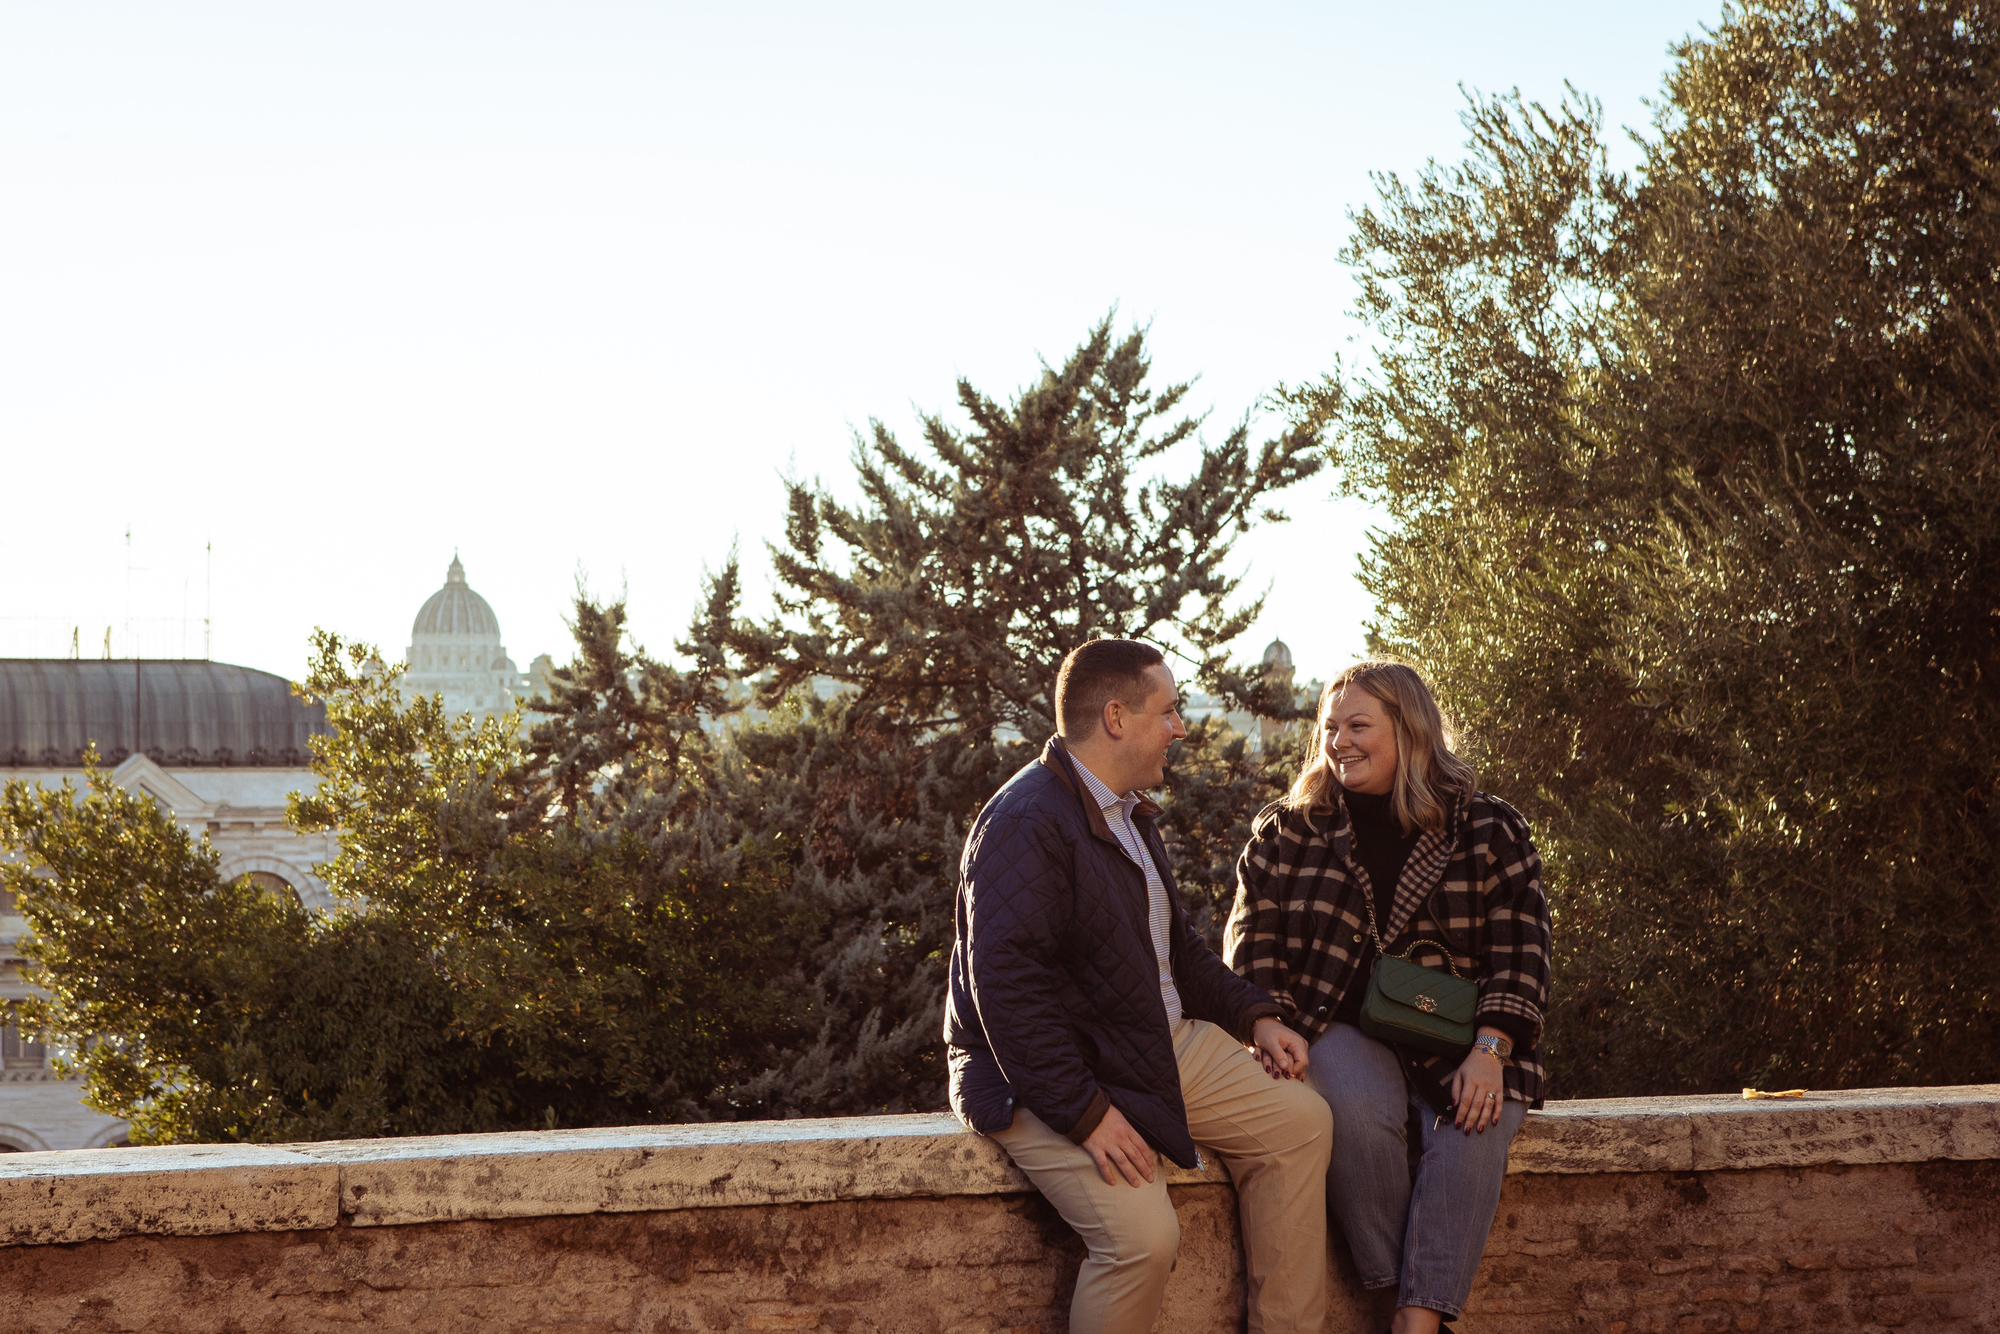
[1345, 788, 1419, 929]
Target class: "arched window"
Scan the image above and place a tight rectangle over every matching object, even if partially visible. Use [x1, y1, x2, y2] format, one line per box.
[239, 871, 299, 904]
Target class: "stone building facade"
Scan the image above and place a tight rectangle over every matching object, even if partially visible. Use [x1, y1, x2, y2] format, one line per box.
[0, 659, 337, 1150]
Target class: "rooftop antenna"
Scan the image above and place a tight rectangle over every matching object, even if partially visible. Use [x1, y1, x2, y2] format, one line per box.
[102, 627, 111, 660]
[204, 541, 213, 659]
[124, 526, 142, 754]
[70, 627, 79, 659]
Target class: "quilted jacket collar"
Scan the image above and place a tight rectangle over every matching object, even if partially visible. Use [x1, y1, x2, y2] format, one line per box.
[1038, 735, 1163, 846]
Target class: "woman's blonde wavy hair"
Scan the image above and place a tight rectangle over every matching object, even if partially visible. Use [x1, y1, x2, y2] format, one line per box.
[1284, 662, 1476, 835]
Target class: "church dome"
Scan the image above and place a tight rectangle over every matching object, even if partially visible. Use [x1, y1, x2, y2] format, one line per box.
[0, 659, 329, 767]
[1261, 637, 1294, 671]
[412, 556, 501, 640]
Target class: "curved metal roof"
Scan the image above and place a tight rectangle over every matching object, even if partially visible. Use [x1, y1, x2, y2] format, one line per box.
[0, 660, 329, 767]
[411, 555, 502, 640]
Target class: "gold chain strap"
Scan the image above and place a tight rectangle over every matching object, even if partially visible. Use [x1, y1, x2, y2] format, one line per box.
[1357, 864, 1467, 981]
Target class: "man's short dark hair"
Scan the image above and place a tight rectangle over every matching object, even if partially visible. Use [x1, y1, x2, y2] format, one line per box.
[1056, 639, 1168, 737]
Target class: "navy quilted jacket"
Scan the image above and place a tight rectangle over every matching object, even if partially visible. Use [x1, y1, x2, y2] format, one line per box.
[942, 737, 1282, 1168]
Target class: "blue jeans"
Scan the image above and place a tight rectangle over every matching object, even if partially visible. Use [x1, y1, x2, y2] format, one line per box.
[1305, 1023, 1524, 1321]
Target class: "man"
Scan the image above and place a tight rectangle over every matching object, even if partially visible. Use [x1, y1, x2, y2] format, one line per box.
[944, 638, 1332, 1333]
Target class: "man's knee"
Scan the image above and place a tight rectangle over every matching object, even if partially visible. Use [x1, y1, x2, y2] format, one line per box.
[1260, 1073, 1335, 1140]
[1099, 1197, 1181, 1277]
[1285, 1080, 1336, 1165]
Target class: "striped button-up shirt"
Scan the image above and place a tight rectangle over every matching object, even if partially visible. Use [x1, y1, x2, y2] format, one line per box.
[1072, 758, 1183, 1030]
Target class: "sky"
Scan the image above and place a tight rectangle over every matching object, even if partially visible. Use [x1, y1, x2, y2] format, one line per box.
[1, 2, 1725, 684]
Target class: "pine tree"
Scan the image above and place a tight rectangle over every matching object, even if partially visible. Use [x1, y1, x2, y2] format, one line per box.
[704, 316, 1326, 1113]
[521, 570, 740, 833]
[730, 316, 1324, 736]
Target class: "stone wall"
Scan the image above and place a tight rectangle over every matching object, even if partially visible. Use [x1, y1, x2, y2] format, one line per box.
[1, 1087, 1994, 1332]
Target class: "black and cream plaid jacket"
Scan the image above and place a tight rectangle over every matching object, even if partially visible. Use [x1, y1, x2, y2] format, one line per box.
[1222, 788, 1553, 1108]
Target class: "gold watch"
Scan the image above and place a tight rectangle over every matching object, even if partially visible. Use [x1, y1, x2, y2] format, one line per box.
[1472, 1034, 1512, 1062]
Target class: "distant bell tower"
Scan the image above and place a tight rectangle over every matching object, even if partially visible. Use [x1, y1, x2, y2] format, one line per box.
[1258, 637, 1296, 753]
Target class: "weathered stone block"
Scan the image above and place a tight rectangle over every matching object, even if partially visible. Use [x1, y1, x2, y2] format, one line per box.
[1510, 1096, 1695, 1174]
[295, 1113, 1225, 1228]
[1685, 1085, 2000, 1171]
[0, 1142, 338, 1246]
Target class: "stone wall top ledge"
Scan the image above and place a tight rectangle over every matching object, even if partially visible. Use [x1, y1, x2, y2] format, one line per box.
[0, 1143, 339, 1247]
[306, 1113, 1229, 1228]
[0, 1085, 1993, 1245]
[1511, 1083, 2000, 1175]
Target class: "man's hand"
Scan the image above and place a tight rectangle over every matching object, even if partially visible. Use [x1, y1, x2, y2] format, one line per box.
[1252, 1017, 1310, 1080]
[1080, 1104, 1157, 1187]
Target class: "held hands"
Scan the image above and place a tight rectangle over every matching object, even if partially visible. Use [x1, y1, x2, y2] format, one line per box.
[1080, 1104, 1158, 1188]
[1250, 1017, 1310, 1081]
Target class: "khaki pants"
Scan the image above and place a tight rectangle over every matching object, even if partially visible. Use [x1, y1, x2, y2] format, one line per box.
[991, 1018, 1333, 1334]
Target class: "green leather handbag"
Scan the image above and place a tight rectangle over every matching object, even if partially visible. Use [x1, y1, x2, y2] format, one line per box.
[1352, 861, 1478, 1057]
[1358, 942, 1478, 1057]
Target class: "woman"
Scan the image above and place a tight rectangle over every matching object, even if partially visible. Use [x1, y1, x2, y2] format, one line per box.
[1224, 662, 1552, 1334]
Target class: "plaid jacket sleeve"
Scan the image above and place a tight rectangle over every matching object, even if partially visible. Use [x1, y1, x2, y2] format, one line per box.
[1475, 801, 1553, 1047]
[1222, 808, 1298, 1025]
[1172, 907, 1283, 1043]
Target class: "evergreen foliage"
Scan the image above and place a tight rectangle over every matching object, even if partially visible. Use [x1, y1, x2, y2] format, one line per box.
[726, 317, 1324, 737]
[700, 316, 1324, 1114]
[1295, 0, 2000, 1096]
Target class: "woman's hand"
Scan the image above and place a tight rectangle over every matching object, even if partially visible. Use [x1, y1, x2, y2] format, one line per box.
[1251, 1017, 1310, 1080]
[1450, 1046, 1506, 1133]
[1252, 1046, 1286, 1079]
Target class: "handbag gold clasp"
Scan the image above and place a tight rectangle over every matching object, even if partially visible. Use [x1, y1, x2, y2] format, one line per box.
[1414, 994, 1437, 1013]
